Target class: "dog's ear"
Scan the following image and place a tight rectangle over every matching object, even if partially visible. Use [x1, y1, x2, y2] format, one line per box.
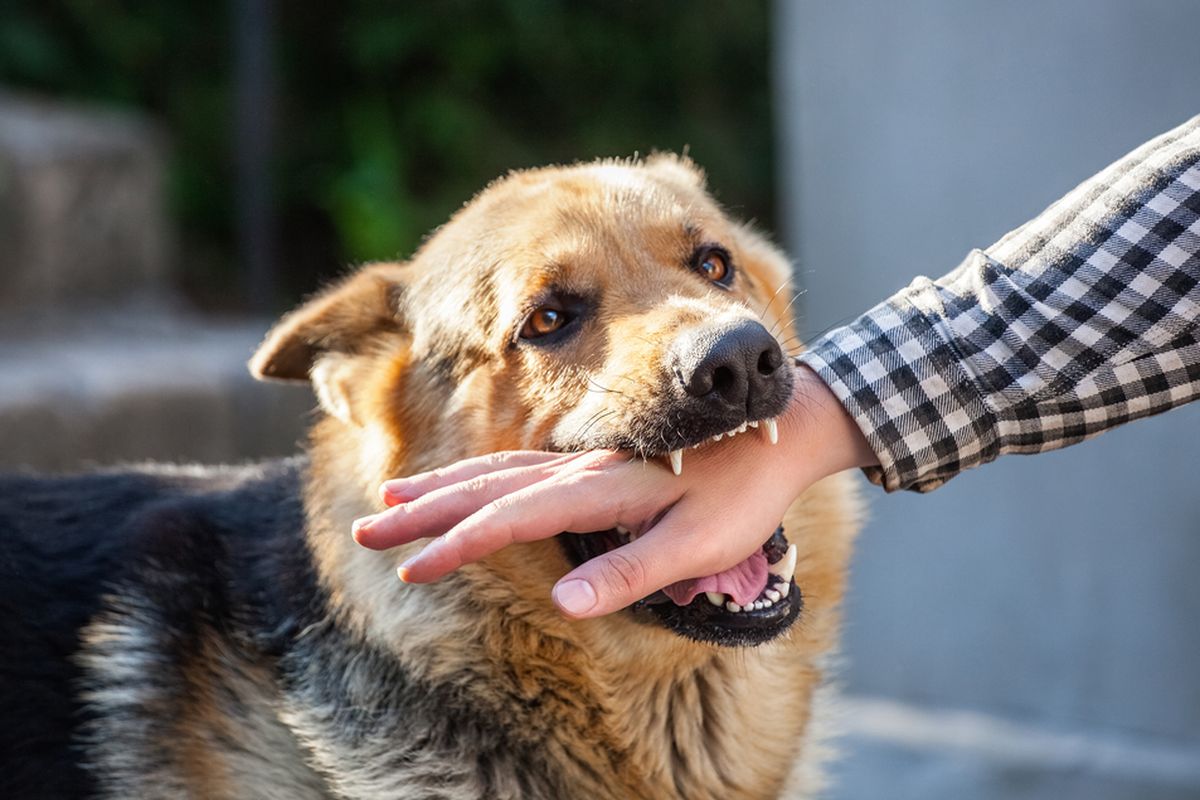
[644, 152, 707, 190]
[250, 262, 408, 422]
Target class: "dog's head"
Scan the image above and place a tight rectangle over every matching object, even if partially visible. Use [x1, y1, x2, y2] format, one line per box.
[252, 156, 806, 647]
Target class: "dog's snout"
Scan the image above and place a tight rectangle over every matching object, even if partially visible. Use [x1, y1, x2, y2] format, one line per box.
[675, 320, 786, 413]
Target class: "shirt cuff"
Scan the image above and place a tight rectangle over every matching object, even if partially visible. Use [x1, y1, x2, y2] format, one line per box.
[797, 284, 1002, 493]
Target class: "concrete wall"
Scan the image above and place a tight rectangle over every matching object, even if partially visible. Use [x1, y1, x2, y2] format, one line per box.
[774, 1, 1200, 797]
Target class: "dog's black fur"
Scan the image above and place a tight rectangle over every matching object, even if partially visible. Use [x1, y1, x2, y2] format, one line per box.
[0, 461, 310, 797]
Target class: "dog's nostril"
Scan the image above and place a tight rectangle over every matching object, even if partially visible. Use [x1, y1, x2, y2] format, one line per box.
[711, 365, 736, 396]
[757, 347, 782, 376]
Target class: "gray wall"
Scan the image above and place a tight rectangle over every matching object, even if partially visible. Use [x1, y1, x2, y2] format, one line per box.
[774, 1, 1200, 797]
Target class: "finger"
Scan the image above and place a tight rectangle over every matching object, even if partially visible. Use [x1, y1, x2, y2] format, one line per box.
[356, 456, 587, 550]
[380, 450, 576, 505]
[551, 511, 748, 619]
[398, 454, 667, 583]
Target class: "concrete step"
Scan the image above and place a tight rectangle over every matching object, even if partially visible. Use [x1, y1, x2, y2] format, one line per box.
[0, 309, 313, 472]
[828, 696, 1200, 800]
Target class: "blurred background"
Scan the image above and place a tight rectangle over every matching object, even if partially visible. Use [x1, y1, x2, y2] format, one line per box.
[0, 1, 1197, 798]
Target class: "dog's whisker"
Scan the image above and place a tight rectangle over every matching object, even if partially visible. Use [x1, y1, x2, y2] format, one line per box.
[572, 409, 618, 444]
[767, 290, 806, 336]
[758, 280, 791, 323]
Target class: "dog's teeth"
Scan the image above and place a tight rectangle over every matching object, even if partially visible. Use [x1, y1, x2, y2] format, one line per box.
[767, 543, 797, 581]
[777, 580, 791, 598]
[763, 418, 779, 445]
[669, 449, 683, 476]
[705, 592, 726, 607]
[766, 588, 781, 602]
[737, 422, 748, 434]
[616, 525, 630, 535]
[762, 598, 773, 608]
[748, 420, 759, 429]
[726, 601, 742, 613]
[714, 432, 724, 441]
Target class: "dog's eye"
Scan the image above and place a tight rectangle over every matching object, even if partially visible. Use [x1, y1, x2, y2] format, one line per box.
[520, 307, 569, 339]
[692, 246, 733, 287]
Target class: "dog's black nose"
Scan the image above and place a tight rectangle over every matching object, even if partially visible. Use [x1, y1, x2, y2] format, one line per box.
[674, 320, 786, 414]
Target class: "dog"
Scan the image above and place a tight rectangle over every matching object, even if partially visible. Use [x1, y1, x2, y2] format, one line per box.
[0, 155, 860, 799]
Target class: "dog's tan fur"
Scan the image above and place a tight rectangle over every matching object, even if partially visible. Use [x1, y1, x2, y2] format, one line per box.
[62, 156, 860, 799]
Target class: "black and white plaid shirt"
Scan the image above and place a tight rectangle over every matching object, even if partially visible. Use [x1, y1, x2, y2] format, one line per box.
[799, 114, 1200, 493]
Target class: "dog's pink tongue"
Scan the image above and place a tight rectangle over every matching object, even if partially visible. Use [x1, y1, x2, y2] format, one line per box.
[661, 550, 768, 607]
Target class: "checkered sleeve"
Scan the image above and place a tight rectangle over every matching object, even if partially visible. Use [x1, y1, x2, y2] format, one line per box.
[799, 114, 1200, 492]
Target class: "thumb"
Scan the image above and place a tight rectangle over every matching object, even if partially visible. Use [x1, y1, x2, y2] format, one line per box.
[551, 517, 719, 619]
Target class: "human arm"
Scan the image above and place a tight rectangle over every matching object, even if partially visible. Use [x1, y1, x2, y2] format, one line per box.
[800, 113, 1200, 492]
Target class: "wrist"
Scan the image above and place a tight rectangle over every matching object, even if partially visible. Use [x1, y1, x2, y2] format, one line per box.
[779, 364, 878, 481]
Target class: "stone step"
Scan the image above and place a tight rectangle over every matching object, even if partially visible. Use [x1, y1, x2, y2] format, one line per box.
[0, 309, 313, 472]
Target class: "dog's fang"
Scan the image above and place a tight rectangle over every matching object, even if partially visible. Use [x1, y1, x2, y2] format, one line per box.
[705, 592, 726, 607]
[669, 449, 683, 475]
[762, 418, 779, 445]
[767, 544, 797, 581]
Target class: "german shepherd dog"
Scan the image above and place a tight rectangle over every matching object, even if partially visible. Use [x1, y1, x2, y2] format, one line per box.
[0, 156, 860, 799]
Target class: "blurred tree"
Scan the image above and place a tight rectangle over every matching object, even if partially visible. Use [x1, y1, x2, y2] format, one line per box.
[0, 0, 774, 310]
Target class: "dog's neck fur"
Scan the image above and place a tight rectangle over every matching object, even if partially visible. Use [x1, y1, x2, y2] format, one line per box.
[299, 417, 837, 799]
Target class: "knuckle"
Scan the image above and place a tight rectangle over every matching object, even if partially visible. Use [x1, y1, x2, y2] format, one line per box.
[484, 451, 511, 468]
[598, 550, 648, 597]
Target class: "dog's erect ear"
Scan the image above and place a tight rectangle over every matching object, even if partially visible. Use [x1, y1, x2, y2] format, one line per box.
[644, 152, 707, 190]
[249, 261, 408, 383]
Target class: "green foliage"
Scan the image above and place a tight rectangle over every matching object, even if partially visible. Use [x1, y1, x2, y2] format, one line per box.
[0, 0, 775, 309]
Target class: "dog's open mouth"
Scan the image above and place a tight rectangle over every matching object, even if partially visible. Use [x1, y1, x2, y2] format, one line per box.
[557, 525, 800, 647]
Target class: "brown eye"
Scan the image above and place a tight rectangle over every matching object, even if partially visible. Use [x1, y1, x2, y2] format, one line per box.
[520, 307, 567, 339]
[693, 246, 733, 286]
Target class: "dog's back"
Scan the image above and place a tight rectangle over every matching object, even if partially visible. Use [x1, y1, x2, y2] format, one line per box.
[0, 461, 309, 798]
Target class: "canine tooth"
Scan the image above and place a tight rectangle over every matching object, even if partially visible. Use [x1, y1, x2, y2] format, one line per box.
[669, 449, 682, 476]
[726, 601, 742, 613]
[766, 589, 781, 602]
[768, 543, 797, 581]
[705, 592, 726, 607]
[762, 417, 779, 445]
[777, 580, 791, 598]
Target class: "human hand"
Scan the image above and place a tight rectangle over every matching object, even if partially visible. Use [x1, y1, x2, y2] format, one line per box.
[352, 366, 877, 618]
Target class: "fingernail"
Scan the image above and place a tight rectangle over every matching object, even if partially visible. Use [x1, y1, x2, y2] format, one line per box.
[351, 514, 378, 539]
[397, 549, 425, 581]
[553, 579, 597, 616]
[379, 482, 409, 504]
